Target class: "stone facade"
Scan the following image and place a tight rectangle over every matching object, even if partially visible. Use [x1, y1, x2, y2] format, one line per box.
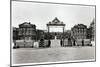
[71, 24, 87, 40]
[87, 19, 95, 41]
[13, 22, 46, 41]
[18, 22, 36, 40]
[13, 22, 46, 48]
[90, 20, 95, 41]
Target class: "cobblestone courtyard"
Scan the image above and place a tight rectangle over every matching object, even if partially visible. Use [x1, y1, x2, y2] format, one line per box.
[12, 46, 95, 65]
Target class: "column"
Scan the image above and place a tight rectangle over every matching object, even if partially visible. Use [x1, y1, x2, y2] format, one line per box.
[47, 26, 49, 40]
[63, 26, 64, 46]
[63, 26, 64, 39]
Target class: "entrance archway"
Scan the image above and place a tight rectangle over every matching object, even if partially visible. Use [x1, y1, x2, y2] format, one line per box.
[46, 17, 66, 47]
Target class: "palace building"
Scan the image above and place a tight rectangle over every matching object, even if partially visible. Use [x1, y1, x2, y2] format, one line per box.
[87, 19, 95, 41]
[13, 22, 45, 41]
[18, 22, 37, 40]
[13, 22, 46, 48]
[71, 24, 87, 39]
[90, 20, 95, 41]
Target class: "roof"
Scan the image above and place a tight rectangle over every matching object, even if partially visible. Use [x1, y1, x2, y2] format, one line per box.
[52, 17, 60, 23]
[19, 22, 36, 28]
[47, 17, 65, 26]
[73, 24, 87, 29]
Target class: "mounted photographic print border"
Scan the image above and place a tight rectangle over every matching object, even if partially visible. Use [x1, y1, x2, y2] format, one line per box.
[10, 0, 96, 67]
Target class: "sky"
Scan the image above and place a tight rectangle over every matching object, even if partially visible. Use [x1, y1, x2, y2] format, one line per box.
[12, 1, 95, 31]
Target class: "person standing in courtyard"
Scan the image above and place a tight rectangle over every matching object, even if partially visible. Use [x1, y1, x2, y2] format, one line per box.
[73, 40, 76, 46]
[60, 39, 63, 47]
[82, 39, 84, 46]
[47, 39, 51, 47]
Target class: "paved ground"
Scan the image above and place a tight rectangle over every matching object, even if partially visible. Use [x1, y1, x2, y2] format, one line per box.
[12, 46, 95, 65]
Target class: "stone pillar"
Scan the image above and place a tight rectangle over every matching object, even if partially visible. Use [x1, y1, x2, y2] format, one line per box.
[63, 26, 64, 39]
[63, 26, 65, 46]
[55, 36, 57, 40]
[47, 26, 49, 40]
[48, 26, 49, 33]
